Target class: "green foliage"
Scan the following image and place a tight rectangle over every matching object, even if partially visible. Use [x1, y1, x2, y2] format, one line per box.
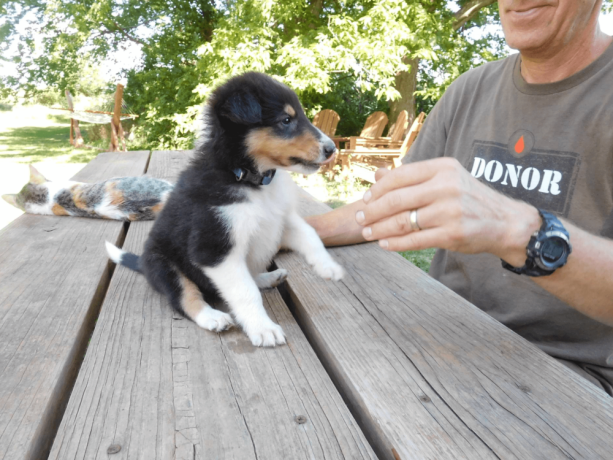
[9, 0, 607, 149]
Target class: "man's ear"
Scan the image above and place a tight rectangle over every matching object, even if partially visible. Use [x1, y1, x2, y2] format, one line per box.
[220, 92, 262, 125]
[2, 194, 18, 208]
[29, 165, 47, 185]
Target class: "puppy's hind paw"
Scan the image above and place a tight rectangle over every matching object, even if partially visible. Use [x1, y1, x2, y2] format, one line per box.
[195, 307, 234, 332]
[245, 320, 286, 347]
[313, 259, 345, 281]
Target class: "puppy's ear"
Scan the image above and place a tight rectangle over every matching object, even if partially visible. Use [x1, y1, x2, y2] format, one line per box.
[220, 92, 262, 125]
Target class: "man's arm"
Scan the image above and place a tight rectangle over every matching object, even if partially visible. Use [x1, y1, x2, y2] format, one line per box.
[356, 158, 613, 326]
[533, 223, 613, 327]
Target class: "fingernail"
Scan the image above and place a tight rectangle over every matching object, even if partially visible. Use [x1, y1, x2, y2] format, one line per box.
[363, 227, 372, 239]
[379, 239, 388, 249]
[363, 190, 372, 203]
[356, 211, 365, 223]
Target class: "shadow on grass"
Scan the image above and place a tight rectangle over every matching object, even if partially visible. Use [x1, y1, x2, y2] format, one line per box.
[0, 124, 99, 163]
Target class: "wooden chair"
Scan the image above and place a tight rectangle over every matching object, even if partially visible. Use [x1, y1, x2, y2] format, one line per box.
[357, 111, 388, 139]
[352, 110, 408, 150]
[339, 112, 426, 181]
[312, 109, 340, 137]
[312, 109, 341, 175]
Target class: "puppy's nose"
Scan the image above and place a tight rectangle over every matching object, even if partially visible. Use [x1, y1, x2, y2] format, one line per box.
[323, 138, 337, 159]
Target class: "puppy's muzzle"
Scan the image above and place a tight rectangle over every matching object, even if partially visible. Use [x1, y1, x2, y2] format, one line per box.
[320, 136, 337, 165]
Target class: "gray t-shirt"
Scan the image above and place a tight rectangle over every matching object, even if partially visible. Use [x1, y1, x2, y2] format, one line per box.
[404, 43, 613, 393]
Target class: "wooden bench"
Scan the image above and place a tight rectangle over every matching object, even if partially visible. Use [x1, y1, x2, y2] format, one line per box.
[1, 151, 613, 460]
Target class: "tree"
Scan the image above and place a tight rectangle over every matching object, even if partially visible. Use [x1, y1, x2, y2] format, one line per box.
[4, 0, 609, 148]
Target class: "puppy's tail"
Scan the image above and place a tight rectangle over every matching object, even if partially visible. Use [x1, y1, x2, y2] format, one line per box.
[105, 241, 142, 273]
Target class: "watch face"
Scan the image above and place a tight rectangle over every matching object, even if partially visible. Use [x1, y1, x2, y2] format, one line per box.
[540, 237, 568, 268]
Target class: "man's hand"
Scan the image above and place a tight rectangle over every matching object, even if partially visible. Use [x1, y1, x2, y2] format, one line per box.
[355, 158, 540, 266]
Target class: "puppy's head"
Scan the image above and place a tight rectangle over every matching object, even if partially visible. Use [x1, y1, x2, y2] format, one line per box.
[210, 72, 336, 175]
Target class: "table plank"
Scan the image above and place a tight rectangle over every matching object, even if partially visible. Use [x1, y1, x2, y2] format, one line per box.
[0, 151, 150, 460]
[274, 190, 613, 460]
[50, 151, 376, 460]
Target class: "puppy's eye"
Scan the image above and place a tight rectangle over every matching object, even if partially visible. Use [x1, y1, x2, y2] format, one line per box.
[282, 116, 291, 125]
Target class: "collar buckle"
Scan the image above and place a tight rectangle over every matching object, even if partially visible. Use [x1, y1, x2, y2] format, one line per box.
[233, 168, 276, 186]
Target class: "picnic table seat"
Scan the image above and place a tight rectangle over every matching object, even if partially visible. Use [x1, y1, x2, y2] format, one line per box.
[1, 150, 613, 460]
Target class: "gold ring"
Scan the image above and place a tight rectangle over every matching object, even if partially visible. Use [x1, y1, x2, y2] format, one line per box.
[410, 209, 421, 231]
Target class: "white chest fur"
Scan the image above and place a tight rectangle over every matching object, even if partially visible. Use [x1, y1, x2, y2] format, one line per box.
[216, 171, 297, 274]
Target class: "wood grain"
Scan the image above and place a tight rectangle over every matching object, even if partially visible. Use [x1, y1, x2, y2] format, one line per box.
[274, 189, 613, 460]
[49, 151, 376, 460]
[0, 151, 150, 460]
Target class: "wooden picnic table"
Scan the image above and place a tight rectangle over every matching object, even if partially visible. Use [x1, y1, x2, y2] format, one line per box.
[1, 150, 613, 460]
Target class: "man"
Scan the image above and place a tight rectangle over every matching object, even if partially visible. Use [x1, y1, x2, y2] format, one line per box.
[307, 0, 613, 394]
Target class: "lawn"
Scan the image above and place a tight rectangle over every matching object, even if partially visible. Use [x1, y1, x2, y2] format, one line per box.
[0, 105, 436, 271]
[0, 105, 101, 229]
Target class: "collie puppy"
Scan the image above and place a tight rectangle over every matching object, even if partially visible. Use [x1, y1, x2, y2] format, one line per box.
[106, 72, 343, 347]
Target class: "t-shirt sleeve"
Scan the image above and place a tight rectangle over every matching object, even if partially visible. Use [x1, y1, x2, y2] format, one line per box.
[401, 90, 449, 165]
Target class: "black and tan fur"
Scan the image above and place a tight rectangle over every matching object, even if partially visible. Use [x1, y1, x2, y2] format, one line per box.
[107, 72, 344, 347]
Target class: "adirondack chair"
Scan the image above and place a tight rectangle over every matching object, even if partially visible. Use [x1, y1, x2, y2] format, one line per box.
[312, 109, 341, 174]
[312, 109, 340, 137]
[356, 111, 388, 139]
[353, 110, 408, 149]
[339, 112, 426, 180]
[321, 110, 391, 176]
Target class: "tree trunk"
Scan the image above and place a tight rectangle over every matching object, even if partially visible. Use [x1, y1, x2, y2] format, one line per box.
[388, 56, 419, 127]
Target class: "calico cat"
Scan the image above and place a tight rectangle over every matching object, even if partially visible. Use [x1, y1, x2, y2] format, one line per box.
[2, 165, 173, 221]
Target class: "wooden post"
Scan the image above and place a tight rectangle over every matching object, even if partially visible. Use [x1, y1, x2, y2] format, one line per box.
[109, 84, 125, 152]
[65, 90, 84, 147]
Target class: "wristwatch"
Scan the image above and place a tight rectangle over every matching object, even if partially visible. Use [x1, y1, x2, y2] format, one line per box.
[501, 209, 572, 277]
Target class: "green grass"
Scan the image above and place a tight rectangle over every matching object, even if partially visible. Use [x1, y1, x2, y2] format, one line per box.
[399, 248, 437, 272]
[0, 124, 98, 163]
[0, 106, 102, 164]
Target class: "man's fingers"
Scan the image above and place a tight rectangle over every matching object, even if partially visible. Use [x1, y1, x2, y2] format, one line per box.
[378, 227, 446, 252]
[362, 204, 436, 241]
[363, 158, 454, 205]
[357, 180, 442, 226]
[374, 167, 391, 182]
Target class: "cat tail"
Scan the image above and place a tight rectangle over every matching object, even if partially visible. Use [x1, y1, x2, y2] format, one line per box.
[105, 241, 142, 274]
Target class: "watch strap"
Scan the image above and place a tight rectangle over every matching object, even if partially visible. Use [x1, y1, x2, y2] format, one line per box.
[501, 209, 570, 277]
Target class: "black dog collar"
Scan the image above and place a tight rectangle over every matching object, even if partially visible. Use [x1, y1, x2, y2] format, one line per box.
[232, 168, 276, 186]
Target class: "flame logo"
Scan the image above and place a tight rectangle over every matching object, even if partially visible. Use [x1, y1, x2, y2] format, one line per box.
[514, 135, 525, 154]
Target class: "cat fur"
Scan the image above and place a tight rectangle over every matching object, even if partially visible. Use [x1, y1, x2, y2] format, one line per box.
[2, 165, 173, 221]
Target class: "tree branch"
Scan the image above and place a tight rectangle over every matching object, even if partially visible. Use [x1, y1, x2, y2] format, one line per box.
[453, 0, 496, 31]
[103, 21, 147, 46]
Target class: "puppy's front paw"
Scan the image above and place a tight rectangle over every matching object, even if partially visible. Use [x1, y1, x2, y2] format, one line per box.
[195, 307, 234, 332]
[244, 319, 286, 347]
[313, 258, 345, 281]
[255, 269, 288, 289]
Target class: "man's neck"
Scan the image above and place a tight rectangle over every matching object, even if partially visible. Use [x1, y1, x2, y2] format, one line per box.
[520, 29, 613, 84]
